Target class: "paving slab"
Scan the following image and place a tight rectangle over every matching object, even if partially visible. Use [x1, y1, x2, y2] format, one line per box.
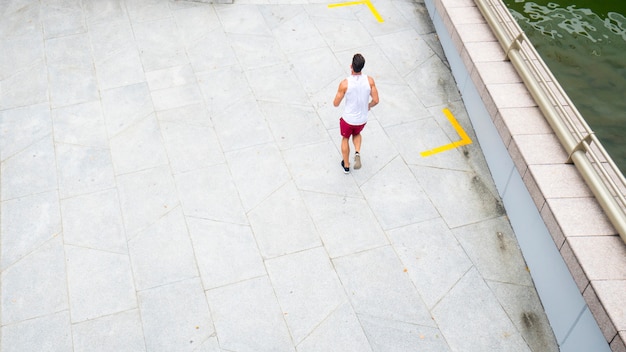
[0, 0, 559, 351]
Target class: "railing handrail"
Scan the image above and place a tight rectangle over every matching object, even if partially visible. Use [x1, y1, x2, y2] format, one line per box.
[474, 0, 626, 244]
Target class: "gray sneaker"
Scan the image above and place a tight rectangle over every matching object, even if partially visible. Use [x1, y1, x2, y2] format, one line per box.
[354, 153, 361, 169]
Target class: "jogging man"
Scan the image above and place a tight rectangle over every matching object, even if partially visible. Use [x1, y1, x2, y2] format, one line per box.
[333, 53, 379, 174]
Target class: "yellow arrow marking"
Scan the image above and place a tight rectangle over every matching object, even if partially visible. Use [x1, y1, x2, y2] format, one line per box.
[420, 108, 472, 157]
[328, 0, 384, 23]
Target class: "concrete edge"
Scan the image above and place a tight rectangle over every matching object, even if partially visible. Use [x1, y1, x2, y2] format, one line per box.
[424, 0, 626, 350]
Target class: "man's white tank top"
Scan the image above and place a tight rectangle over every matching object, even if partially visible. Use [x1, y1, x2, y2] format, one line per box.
[343, 74, 371, 126]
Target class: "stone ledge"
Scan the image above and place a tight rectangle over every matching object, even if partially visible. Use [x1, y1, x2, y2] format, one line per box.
[432, 0, 626, 350]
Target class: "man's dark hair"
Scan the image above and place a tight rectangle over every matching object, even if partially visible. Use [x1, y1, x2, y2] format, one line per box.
[352, 53, 365, 73]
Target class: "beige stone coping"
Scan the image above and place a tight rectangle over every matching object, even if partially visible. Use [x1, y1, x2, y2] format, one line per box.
[433, 0, 626, 350]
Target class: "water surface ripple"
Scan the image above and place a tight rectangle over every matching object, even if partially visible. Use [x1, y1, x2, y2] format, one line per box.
[505, 0, 626, 173]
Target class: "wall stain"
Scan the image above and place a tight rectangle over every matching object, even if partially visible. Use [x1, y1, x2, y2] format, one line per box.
[470, 174, 506, 216]
[520, 311, 558, 352]
[497, 231, 507, 251]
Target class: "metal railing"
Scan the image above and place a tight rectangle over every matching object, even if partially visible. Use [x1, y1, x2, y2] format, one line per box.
[474, 0, 626, 244]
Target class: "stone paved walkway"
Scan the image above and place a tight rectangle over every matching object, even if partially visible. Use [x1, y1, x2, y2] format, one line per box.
[0, 0, 558, 350]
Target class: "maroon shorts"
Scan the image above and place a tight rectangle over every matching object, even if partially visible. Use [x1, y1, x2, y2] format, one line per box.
[340, 118, 366, 138]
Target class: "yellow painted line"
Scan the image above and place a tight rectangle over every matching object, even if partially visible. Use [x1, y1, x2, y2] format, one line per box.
[364, 0, 384, 22]
[328, 0, 364, 7]
[420, 108, 473, 157]
[328, 0, 385, 23]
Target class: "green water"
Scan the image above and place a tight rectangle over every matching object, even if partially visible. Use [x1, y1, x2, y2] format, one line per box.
[503, 0, 626, 173]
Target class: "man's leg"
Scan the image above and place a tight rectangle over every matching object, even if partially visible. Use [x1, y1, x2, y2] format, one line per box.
[352, 133, 362, 169]
[353, 133, 361, 153]
[341, 136, 351, 168]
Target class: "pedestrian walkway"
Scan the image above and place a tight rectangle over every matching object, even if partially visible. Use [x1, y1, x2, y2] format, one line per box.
[0, 0, 559, 350]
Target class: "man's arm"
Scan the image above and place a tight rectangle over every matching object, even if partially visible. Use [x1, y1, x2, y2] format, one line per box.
[368, 76, 379, 110]
[333, 79, 348, 107]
